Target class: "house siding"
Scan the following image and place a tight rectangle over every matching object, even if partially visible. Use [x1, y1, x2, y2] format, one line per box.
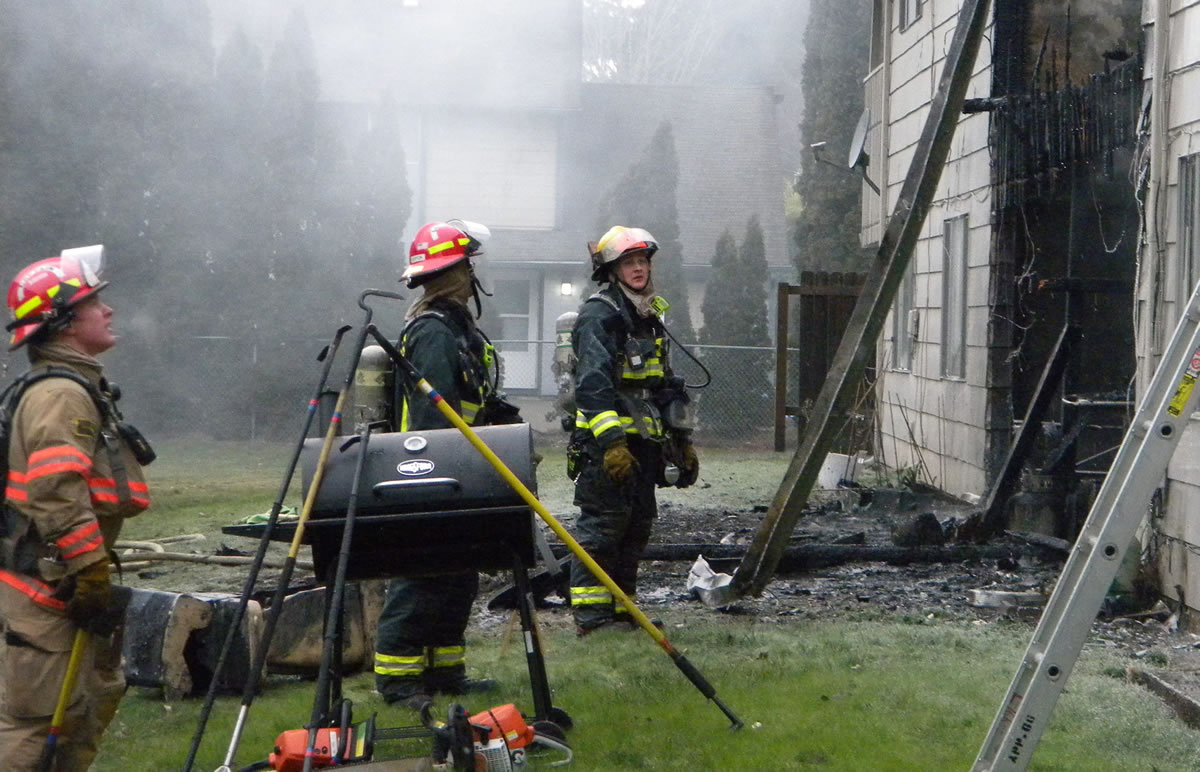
[1143, 0, 1200, 622]
[872, 1, 996, 500]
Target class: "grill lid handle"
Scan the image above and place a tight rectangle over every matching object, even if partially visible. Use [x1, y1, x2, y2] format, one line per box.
[373, 478, 462, 496]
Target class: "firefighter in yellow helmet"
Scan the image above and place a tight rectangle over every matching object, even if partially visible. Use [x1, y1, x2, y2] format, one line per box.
[568, 227, 699, 635]
[0, 245, 153, 769]
[373, 220, 519, 709]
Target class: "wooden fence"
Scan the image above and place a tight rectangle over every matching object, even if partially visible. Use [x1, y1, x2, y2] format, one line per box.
[774, 272, 872, 452]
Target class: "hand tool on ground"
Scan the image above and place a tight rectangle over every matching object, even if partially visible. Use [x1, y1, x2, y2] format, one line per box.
[38, 629, 89, 772]
[211, 291, 402, 772]
[366, 324, 744, 730]
[183, 325, 352, 772]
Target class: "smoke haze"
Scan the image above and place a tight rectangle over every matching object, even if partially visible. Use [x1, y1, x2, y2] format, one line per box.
[0, 0, 809, 440]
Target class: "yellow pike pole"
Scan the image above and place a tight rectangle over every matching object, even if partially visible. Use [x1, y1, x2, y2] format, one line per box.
[39, 629, 89, 772]
[365, 324, 742, 729]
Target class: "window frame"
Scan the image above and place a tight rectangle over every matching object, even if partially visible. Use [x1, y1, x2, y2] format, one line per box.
[892, 262, 916, 372]
[1179, 153, 1200, 308]
[491, 277, 534, 354]
[899, 0, 923, 31]
[940, 214, 968, 380]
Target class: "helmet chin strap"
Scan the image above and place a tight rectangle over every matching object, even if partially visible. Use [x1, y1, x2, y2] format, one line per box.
[469, 266, 492, 319]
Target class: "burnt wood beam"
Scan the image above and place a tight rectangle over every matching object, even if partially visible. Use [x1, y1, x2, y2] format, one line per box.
[982, 324, 1078, 531]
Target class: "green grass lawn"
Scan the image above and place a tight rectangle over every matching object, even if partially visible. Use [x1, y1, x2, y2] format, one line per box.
[93, 439, 1200, 771]
[99, 615, 1200, 771]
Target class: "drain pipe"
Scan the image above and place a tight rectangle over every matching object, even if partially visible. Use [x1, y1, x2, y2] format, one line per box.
[1140, 0, 1171, 393]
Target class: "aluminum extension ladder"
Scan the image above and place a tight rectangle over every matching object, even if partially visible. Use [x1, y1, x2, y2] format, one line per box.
[973, 278, 1200, 771]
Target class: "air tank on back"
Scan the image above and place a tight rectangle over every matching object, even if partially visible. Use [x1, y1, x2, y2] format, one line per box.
[552, 311, 578, 431]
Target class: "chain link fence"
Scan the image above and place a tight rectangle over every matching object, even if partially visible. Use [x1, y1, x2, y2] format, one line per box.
[91, 336, 819, 448]
[493, 340, 798, 449]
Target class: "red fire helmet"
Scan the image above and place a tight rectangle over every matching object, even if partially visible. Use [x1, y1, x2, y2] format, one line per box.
[402, 219, 490, 288]
[6, 245, 108, 350]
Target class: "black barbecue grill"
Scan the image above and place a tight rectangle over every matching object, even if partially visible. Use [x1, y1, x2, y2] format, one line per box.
[296, 423, 537, 581]
[222, 421, 570, 729]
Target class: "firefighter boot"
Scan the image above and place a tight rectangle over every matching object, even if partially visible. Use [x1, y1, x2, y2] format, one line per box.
[379, 676, 432, 710]
[426, 664, 497, 697]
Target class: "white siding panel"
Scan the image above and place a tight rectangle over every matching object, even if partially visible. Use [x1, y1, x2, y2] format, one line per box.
[941, 150, 989, 201]
[1169, 68, 1200, 127]
[917, 332, 941, 374]
[956, 113, 991, 156]
[1167, 419, 1200, 486]
[966, 264, 990, 308]
[890, 108, 927, 156]
[967, 63, 992, 97]
[887, 375, 921, 409]
[930, 0, 962, 26]
[916, 240, 936, 279]
[966, 302, 989, 345]
[966, 221, 991, 268]
[964, 383, 988, 422]
[925, 259, 944, 306]
[914, 267, 932, 312]
[1156, 540, 1193, 618]
[966, 193, 992, 233]
[888, 143, 919, 188]
[891, 74, 935, 124]
[1183, 485, 1200, 547]
[890, 35, 934, 87]
[1169, 5, 1200, 73]
[425, 117, 557, 229]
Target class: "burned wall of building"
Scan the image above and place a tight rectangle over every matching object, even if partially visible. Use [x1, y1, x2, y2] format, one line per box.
[995, 1, 1140, 97]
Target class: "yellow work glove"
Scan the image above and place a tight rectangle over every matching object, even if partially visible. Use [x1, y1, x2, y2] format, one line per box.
[67, 559, 118, 635]
[603, 439, 636, 483]
[678, 442, 700, 488]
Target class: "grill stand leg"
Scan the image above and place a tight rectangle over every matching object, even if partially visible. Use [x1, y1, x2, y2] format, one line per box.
[512, 554, 573, 731]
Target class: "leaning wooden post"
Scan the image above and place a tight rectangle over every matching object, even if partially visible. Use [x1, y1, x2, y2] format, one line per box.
[732, 0, 994, 597]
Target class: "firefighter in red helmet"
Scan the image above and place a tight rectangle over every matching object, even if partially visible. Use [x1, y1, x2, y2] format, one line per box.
[0, 245, 153, 769]
[373, 220, 520, 709]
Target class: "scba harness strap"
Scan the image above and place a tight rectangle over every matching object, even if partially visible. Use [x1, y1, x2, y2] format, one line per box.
[0, 366, 154, 572]
[399, 308, 521, 427]
[583, 290, 669, 440]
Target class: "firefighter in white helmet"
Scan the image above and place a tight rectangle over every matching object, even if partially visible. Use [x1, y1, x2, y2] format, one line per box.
[373, 220, 520, 709]
[0, 246, 152, 769]
[568, 226, 699, 635]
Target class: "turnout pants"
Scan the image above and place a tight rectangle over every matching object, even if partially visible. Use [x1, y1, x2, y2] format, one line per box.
[0, 582, 125, 771]
[570, 436, 660, 630]
[374, 571, 479, 701]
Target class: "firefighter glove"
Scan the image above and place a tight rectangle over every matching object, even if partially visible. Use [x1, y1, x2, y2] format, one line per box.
[678, 442, 700, 488]
[603, 439, 636, 483]
[67, 559, 118, 636]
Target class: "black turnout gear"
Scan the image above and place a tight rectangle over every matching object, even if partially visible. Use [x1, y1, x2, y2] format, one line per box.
[568, 285, 680, 631]
[374, 298, 511, 704]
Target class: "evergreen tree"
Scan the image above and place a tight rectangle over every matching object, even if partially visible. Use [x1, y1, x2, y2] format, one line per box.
[351, 93, 412, 289]
[0, 1, 108, 267]
[698, 217, 773, 438]
[699, 230, 740, 344]
[313, 90, 414, 332]
[262, 8, 321, 297]
[594, 121, 695, 340]
[793, 0, 871, 273]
